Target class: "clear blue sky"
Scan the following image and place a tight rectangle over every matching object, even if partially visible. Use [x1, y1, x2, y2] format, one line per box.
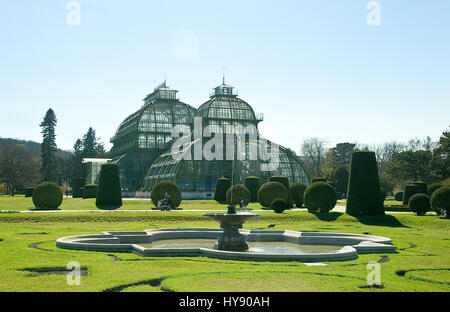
[0, 0, 449, 152]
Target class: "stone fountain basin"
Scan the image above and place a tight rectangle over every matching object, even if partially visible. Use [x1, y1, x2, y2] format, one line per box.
[56, 228, 397, 262]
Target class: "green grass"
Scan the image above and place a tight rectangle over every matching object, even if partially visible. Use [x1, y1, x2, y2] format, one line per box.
[0, 197, 449, 292]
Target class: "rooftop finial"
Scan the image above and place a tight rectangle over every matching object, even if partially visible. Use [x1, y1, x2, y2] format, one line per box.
[222, 66, 226, 85]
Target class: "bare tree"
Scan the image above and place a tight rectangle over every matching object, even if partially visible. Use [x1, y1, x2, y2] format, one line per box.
[0, 144, 41, 195]
[300, 137, 328, 178]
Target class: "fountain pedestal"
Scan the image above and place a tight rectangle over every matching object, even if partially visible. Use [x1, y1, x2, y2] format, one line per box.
[204, 208, 260, 252]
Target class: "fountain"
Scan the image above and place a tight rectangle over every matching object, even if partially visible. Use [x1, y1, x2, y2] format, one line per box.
[203, 205, 260, 251]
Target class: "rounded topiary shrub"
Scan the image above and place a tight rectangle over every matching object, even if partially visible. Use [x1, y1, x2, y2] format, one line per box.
[290, 182, 308, 208]
[304, 182, 337, 213]
[394, 191, 404, 202]
[24, 187, 35, 198]
[151, 180, 182, 208]
[269, 175, 293, 208]
[346, 151, 385, 216]
[214, 178, 231, 203]
[403, 184, 422, 205]
[427, 183, 443, 197]
[312, 177, 327, 183]
[32, 182, 63, 210]
[409, 193, 431, 216]
[226, 184, 250, 207]
[82, 184, 99, 199]
[431, 186, 450, 218]
[71, 177, 86, 199]
[96, 163, 122, 209]
[244, 176, 260, 203]
[257, 182, 288, 208]
[327, 181, 336, 188]
[271, 198, 287, 214]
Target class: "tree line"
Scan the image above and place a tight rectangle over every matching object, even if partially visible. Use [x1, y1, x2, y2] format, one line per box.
[0, 108, 107, 195]
[300, 127, 450, 196]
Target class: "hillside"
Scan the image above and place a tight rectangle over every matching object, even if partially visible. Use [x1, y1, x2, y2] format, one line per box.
[0, 137, 73, 159]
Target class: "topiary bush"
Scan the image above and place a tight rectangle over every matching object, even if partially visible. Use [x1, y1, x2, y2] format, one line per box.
[403, 184, 422, 205]
[269, 175, 293, 208]
[226, 184, 250, 207]
[380, 189, 387, 205]
[290, 182, 308, 208]
[346, 151, 385, 216]
[394, 191, 404, 202]
[271, 198, 286, 214]
[214, 178, 231, 203]
[151, 180, 182, 208]
[82, 184, 98, 199]
[427, 183, 443, 197]
[71, 177, 86, 198]
[327, 181, 336, 188]
[413, 181, 427, 196]
[257, 182, 288, 208]
[244, 176, 260, 203]
[96, 163, 122, 209]
[409, 193, 431, 216]
[24, 187, 34, 198]
[430, 186, 450, 218]
[32, 182, 63, 210]
[304, 182, 337, 213]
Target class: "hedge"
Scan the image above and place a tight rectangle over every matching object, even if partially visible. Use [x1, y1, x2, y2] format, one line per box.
[430, 186, 450, 218]
[214, 178, 231, 203]
[32, 182, 63, 210]
[151, 180, 182, 208]
[226, 184, 250, 207]
[394, 191, 403, 202]
[304, 182, 337, 213]
[271, 198, 287, 214]
[269, 175, 293, 208]
[24, 187, 34, 198]
[427, 183, 443, 197]
[403, 184, 422, 206]
[96, 163, 122, 209]
[82, 184, 99, 199]
[71, 177, 86, 198]
[244, 176, 260, 203]
[257, 182, 288, 208]
[409, 193, 430, 216]
[346, 151, 385, 216]
[290, 183, 308, 208]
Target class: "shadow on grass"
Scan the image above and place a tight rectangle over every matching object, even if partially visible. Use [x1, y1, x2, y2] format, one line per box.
[96, 205, 123, 211]
[310, 212, 343, 222]
[354, 214, 410, 228]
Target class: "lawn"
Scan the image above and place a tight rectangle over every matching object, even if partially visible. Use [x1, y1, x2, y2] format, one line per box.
[0, 196, 449, 292]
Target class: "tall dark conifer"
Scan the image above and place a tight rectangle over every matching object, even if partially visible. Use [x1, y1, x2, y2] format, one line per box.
[40, 109, 58, 182]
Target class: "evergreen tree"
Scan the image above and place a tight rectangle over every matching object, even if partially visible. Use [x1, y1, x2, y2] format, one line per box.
[39, 109, 58, 182]
[431, 128, 450, 181]
[82, 127, 98, 158]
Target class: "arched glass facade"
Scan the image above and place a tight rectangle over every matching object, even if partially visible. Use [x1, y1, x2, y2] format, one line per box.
[109, 83, 196, 190]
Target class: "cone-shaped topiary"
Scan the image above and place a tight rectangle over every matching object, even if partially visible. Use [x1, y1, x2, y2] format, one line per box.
[403, 184, 422, 205]
[409, 193, 430, 216]
[427, 183, 443, 197]
[226, 184, 250, 207]
[346, 151, 385, 216]
[304, 182, 337, 213]
[394, 191, 403, 202]
[244, 176, 260, 203]
[71, 177, 85, 198]
[271, 198, 287, 213]
[257, 182, 288, 208]
[82, 184, 98, 199]
[24, 187, 34, 198]
[96, 163, 122, 209]
[269, 175, 293, 208]
[32, 182, 63, 210]
[151, 180, 182, 208]
[290, 182, 308, 208]
[214, 178, 231, 203]
[430, 186, 450, 218]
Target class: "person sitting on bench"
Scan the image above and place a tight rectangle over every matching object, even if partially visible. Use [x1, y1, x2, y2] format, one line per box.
[158, 192, 172, 211]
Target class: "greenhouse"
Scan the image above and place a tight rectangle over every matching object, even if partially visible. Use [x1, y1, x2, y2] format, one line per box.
[109, 81, 196, 190]
[140, 80, 310, 198]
